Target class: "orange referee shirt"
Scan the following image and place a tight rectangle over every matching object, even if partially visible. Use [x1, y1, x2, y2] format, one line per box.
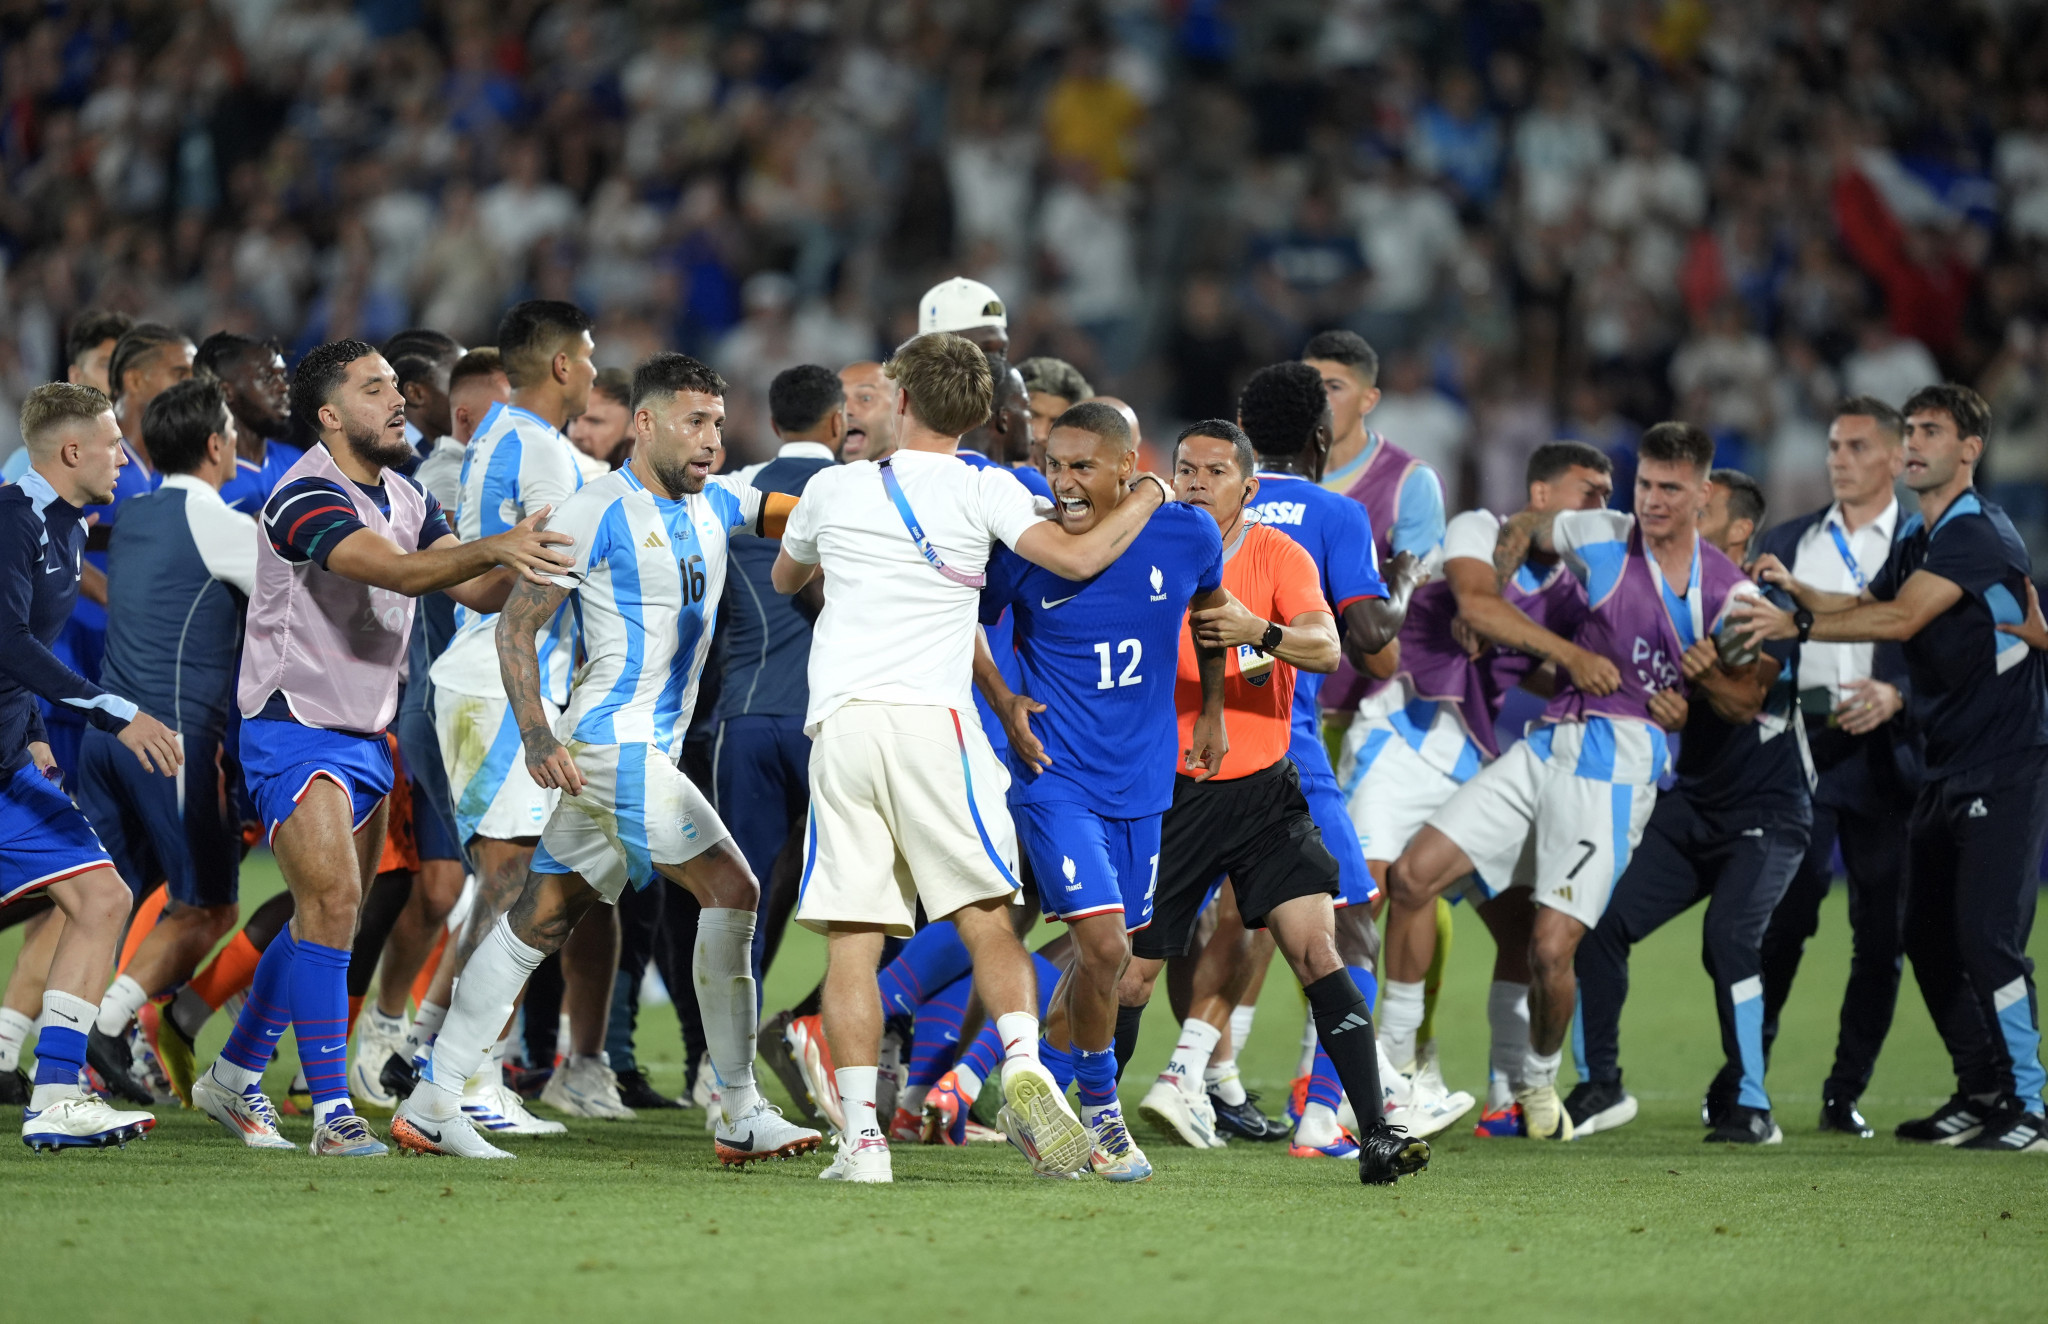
[1175, 522, 1331, 782]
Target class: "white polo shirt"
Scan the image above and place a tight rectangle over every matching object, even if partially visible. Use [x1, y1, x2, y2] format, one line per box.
[1790, 497, 1898, 705]
[782, 448, 1044, 734]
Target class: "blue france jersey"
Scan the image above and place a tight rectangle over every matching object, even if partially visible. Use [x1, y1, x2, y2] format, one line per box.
[1247, 471, 1387, 768]
[979, 503, 1223, 816]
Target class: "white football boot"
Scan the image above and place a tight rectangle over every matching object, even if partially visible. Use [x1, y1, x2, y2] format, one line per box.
[539, 1053, 635, 1120]
[21, 1092, 156, 1151]
[192, 1070, 296, 1150]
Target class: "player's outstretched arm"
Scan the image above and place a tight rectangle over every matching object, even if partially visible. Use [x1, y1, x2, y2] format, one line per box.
[324, 507, 573, 601]
[1010, 474, 1167, 581]
[1729, 569, 1958, 647]
[1185, 587, 1230, 780]
[1745, 552, 1862, 615]
[1444, 556, 1620, 696]
[1342, 549, 1423, 665]
[496, 576, 583, 796]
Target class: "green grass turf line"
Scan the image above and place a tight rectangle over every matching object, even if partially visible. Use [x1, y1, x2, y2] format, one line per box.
[3, 854, 2045, 1321]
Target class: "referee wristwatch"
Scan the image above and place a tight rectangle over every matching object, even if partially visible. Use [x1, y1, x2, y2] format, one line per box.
[1254, 622, 1283, 655]
[1793, 607, 1814, 644]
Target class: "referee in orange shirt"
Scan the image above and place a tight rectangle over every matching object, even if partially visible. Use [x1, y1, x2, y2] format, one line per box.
[1112, 419, 1428, 1185]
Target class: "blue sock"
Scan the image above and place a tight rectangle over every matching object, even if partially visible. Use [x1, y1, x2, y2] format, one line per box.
[1348, 964, 1377, 1008]
[908, 977, 969, 1088]
[220, 930, 296, 1075]
[1039, 1039, 1076, 1091]
[1306, 1041, 1344, 1112]
[1074, 1046, 1119, 1111]
[31, 992, 93, 1088]
[961, 1023, 1003, 1083]
[879, 922, 971, 1018]
[289, 939, 355, 1121]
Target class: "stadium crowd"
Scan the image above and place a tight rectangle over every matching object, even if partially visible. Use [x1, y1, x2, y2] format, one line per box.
[4, 0, 2048, 1179]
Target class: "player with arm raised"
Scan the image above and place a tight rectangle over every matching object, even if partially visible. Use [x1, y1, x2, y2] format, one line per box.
[189, 340, 570, 1159]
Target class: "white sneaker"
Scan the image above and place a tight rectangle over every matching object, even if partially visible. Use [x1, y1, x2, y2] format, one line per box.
[310, 1112, 389, 1157]
[1138, 1077, 1220, 1149]
[1515, 1082, 1575, 1141]
[715, 1098, 823, 1167]
[193, 1070, 296, 1150]
[1000, 1061, 1092, 1175]
[463, 1077, 566, 1136]
[1387, 1075, 1476, 1140]
[21, 1093, 156, 1151]
[1193, 1088, 1228, 1148]
[1085, 1106, 1153, 1182]
[349, 1013, 406, 1111]
[818, 1133, 892, 1182]
[391, 1099, 515, 1160]
[539, 1054, 635, 1121]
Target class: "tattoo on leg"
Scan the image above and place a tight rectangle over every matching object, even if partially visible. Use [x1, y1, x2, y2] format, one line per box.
[507, 874, 578, 953]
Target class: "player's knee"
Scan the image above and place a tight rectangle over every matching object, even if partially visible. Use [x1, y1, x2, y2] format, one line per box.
[1528, 925, 1579, 981]
[1386, 856, 1433, 909]
[1077, 922, 1130, 974]
[196, 902, 240, 944]
[58, 868, 131, 931]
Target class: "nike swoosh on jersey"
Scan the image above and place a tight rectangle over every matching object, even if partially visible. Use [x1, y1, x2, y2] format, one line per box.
[1040, 595, 1077, 609]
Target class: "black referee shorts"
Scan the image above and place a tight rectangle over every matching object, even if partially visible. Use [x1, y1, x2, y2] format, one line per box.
[1132, 758, 1341, 961]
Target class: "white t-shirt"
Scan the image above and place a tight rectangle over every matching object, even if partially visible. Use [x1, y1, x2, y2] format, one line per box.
[782, 449, 1044, 733]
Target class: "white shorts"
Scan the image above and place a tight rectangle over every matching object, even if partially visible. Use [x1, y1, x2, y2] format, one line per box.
[1426, 737, 1657, 930]
[795, 702, 1022, 938]
[1341, 720, 1468, 865]
[532, 741, 729, 904]
[436, 689, 559, 847]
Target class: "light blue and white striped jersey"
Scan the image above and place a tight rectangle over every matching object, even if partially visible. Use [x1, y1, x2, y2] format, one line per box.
[547, 465, 764, 756]
[430, 402, 585, 703]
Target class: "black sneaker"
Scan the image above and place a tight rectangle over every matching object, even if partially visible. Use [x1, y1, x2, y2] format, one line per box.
[757, 1009, 819, 1125]
[1957, 1109, 2048, 1152]
[614, 1067, 681, 1110]
[1210, 1090, 1287, 1140]
[86, 1026, 153, 1105]
[1819, 1090, 1874, 1138]
[378, 1049, 420, 1101]
[1700, 1064, 1740, 1129]
[1357, 1121, 1430, 1185]
[1565, 1078, 1638, 1135]
[0, 1065, 27, 1106]
[1705, 1104, 1783, 1144]
[1895, 1093, 1994, 1146]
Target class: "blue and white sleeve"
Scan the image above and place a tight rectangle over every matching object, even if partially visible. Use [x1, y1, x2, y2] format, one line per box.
[1392, 465, 1447, 558]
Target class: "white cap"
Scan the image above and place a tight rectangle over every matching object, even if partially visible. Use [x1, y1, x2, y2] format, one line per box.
[918, 277, 1007, 335]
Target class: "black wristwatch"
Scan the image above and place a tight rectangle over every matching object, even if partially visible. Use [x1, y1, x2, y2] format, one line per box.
[1793, 607, 1814, 644]
[1256, 622, 1283, 655]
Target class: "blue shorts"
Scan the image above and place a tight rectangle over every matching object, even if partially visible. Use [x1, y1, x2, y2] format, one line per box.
[238, 717, 393, 845]
[1013, 801, 1161, 932]
[1, 761, 113, 904]
[76, 725, 239, 908]
[397, 700, 461, 863]
[1296, 759, 1379, 908]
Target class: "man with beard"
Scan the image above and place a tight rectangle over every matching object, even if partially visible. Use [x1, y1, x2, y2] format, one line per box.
[189, 339, 570, 1159]
[202, 334, 302, 515]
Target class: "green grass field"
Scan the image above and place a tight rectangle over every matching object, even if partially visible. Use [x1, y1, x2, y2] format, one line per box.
[4, 855, 2045, 1323]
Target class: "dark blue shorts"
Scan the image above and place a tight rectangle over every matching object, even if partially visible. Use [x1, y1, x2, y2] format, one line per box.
[77, 724, 240, 908]
[1296, 758, 1379, 908]
[1013, 801, 1161, 932]
[397, 700, 461, 863]
[239, 717, 393, 844]
[0, 761, 113, 904]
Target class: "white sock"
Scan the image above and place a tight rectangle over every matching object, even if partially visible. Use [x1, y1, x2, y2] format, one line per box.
[1296, 1100, 1341, 1146]
[1205, 1059, 1247, 1107]
[1296, 1012, 1318, 1078]
[96, 974, 150, 1036]
[209, 1057, 262, 1093]
[993, 1012, 1042, 1075]
[695, 907, 761, 1118]
[1519, 1047, 1562, 1090]
[1162, 1017, 1221, 1098]
[419, 918, 543, 1119]
[403, 1001, 447, 1060]
[314, 1096, 353, 1124]
[1380, 979, 1426, 1071]
[1230, 1002, 1256, 1058]
[367, 1005, 406, 1037]
[0, 1006, 32, 1072]
[1487, 981, 1530, 1110]
[899, 1085, 928, 1116]
[836, 1065, 881, 1140]
[954, 1063, 984, 1104]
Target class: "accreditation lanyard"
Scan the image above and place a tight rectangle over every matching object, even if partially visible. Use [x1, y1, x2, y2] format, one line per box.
[1643, 532, 1703, 650]
[1826, 520, 1867, 591]
[879, 458, 984, 589]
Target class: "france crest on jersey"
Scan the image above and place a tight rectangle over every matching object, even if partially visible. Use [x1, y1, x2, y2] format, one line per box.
[547, 466, 764, 756]
[979, 503, 1223, 816]
[435, 402, 585, 703]
[1248, 471, 1387, 766]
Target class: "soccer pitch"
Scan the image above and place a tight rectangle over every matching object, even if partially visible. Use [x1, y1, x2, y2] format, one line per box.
[4, 858, 2044, 1323]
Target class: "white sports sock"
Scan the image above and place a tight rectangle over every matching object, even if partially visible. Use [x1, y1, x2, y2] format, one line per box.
[954, 1063, 984, 1104]
[1519, 1047, 1562, 1090]
[0, 1006, 33, 1072]
[1205, 1059, 1248, 1107]
[836, 1065, 881, 1139]
[419, 918, 542, 1120]
[403, 1001, 447, 1059]
[993, 1012, 1042, 1073]
[209, 1057, 262, 1094]
[96, 974, 150, 1036]
[695, 908, 761, 1118]
[366, 1005, 406, 1038]
[1487, 981, 1530, 1109]
[313, 1097, 353, 1124]
[1162, 1018, 1221, 1098]
[1379, 980, 1426, 1071]
[1230, 1003, 1256, 1058]
[1295, 1100, 1341, 1147]
[1296, 1012, 1318, 1078]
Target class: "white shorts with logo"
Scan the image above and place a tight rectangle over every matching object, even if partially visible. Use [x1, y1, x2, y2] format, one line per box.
[532, 741, 729, 904]
[795, 701, 1022, 938]
[436, 688, 560, 847]
[1426, 732, 1657, 930]
[1340, 714, 1471, 865]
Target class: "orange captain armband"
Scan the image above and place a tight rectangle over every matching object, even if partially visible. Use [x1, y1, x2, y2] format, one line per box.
[760, 491, 799, 539]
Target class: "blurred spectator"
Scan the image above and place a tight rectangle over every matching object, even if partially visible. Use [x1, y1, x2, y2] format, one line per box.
[1343, 151, 1459, 350]
[1368, 351, 1470, 484]
[1164, 273, 1253, 426]
[1843, 315, 1943, 411]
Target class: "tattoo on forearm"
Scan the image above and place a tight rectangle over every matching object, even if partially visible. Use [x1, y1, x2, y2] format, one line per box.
[1492, 510, 1556, 589]
[497, 580, 568, 747]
